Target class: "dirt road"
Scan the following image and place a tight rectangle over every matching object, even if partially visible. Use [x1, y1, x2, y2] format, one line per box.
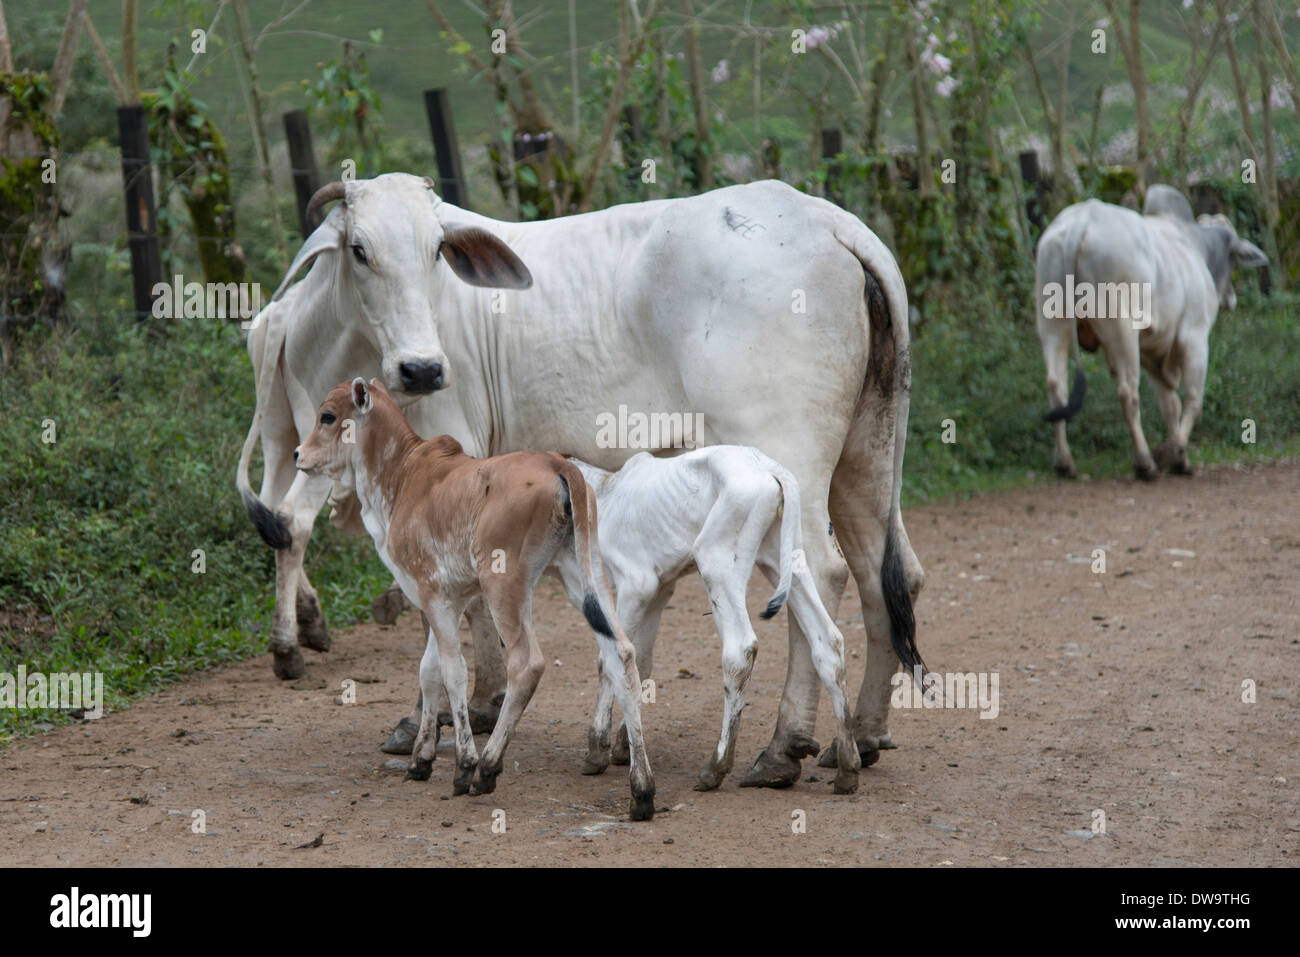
[3, 460, 1297, 866]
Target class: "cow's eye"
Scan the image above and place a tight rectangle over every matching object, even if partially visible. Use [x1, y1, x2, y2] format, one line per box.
[351, 244, 368, 265]
[320, 412, 337, 426]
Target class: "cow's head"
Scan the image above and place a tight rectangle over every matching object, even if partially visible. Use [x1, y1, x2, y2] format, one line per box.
[1195, 213, 1269, 311]
[273, 173, 532, 398]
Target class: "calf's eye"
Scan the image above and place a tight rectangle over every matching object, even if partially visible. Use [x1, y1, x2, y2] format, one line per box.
[321, 412, 337, 425]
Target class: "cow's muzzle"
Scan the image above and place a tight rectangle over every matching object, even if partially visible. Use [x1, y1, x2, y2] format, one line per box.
[398, 360, 445, 394]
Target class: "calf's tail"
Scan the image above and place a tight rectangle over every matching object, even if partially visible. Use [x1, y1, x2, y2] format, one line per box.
[761, 464, 801, 620]
[556, 464, 616, 639]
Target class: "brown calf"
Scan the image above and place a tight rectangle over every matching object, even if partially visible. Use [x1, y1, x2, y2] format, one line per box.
[294, 378, 655, 820]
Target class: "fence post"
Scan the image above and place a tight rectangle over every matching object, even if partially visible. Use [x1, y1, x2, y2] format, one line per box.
[423, 88, 468, 208]
[821, 128, 843, 207]
[117, 104, 162, 320]
[283, 109, 321, 239]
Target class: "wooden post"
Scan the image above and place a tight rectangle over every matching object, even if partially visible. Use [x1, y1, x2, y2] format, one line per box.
[822, 127, 843, 207]
[283, 109, 321, 239]
[1019, 149, 1047, 243]
[423, 88, 468, 208]
[117, 104, 162, 320]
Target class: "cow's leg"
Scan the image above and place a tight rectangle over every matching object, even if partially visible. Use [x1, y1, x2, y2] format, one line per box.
[741, 481, 846, 789]
[1168, 337, 1207, 475]
[1150, 376, 1190, 475]
[1114, 338, 1158, 480]
[606, 582, 673, 768]
[408, 595, 477, 794]
[1042, 325, 1078, 478]
[267, 471, 332, 679]
[294, 570, 330, 652]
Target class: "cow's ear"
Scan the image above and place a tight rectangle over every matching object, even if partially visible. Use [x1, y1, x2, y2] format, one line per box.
[351, 377, 372, 415]
[273, 206, 344, 301]
[439, 223, 533, 290]
[1230, 237, 1269, 268]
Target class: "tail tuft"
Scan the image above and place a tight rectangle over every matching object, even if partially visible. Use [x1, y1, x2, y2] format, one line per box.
[882, 525, 924, 675]
[1044, 367, 1087, 422]
[582, 593, 614, 639]
[760, 590, 788, 620]
[243, 492, 293, 550]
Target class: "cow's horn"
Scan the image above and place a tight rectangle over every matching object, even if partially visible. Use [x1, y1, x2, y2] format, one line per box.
[307, 181, 347, 218]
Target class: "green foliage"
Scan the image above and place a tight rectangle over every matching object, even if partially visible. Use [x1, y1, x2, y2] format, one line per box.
[0, 319, 391, 742]
[304, 37, 389, 177]
[0, 71, 60, 323]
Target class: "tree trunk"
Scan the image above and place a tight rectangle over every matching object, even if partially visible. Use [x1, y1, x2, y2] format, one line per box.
[681, 0, 712, 192]
[905, 23, 933, 196]
[122, 0, 140, 102]
[1104, 0, 1152, 194]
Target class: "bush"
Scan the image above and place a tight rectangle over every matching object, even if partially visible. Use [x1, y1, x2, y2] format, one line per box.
[0, 317, 390, 741]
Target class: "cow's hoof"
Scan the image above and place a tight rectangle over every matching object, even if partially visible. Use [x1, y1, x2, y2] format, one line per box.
[381, 717, 419, 755]
[1134, 459, 1159, 482]
[693, 767, 725, 792]
[271, 646, 306, 681]
[580, 756, 608, 776]
[405, 758, 433, 781]
[370, 585, 409, 625]
[296, 593, 331, 651]
[629, 786, 656, 822]
[740, 735, 819, 790]
[468, 705, 500, 735]
[610, 724, 631, 766]
[833, 768, 860, 794]
[817, 740, 882, 769]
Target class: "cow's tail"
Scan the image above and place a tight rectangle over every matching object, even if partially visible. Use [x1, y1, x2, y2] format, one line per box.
[236, 308, 294, 550]
[1043, 222, 1088, 423]
[760, 461, 801, 620]
[557, 463, 617, 639]
[834, 218, 925, 680]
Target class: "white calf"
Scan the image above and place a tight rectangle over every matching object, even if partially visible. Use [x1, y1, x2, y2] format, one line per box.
[562, 448, 860, 794]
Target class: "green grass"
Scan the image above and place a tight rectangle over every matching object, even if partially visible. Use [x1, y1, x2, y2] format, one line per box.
[0, 318, 390, 745]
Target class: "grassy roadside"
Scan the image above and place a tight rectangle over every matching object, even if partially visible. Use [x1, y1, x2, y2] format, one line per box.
[2, 293, 1296, 746]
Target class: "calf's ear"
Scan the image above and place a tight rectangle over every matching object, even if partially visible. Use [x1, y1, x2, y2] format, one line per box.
[1230, 237, 1269, 268]
[351, 377, 372, 415]
[439, 223, 533, 290]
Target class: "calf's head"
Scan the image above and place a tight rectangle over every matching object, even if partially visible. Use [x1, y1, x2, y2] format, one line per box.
[294, 378, 394, 488]
[273, 173, 533, 398]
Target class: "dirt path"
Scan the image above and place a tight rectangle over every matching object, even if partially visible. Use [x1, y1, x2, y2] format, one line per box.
[3, 461, 1297, 866]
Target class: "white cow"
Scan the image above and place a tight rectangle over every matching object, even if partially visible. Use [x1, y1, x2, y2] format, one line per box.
[237, 173, 925, 789]
[1036, 184, 1268, 479]
[557, 448, 861, 794]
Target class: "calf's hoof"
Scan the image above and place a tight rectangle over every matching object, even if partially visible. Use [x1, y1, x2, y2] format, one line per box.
[629, 786, 656, 822]
[833, 767, 860, 794]
[370, 585, 409, 625]
[296, 593, 331, 651]
[1053, 460, 1079, 479]
[470, 766, 498, 796]
[381, 716, 419, 755]
[405, 757, 433, 781]
[271, 646, 306, 681]
[454, 762, 479, 796]
[693, 767, 725, 792]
